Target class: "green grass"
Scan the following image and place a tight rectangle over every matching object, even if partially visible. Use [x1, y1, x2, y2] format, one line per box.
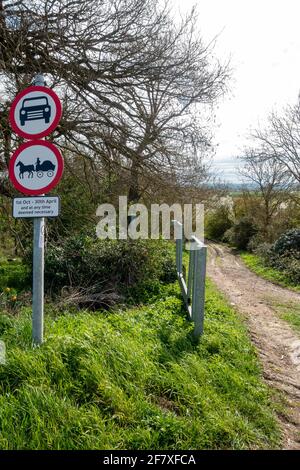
[241, 253, 300, 334]
[0, 281, 280, 450]
[264, 297, 300, 334]
[240, 253, 300, 292]
[275, 302, 300, 333]
[0, 257, 29, 291]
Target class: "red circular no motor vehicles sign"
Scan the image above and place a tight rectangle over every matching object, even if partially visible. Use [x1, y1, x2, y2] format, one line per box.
[9, 140, 64, 196]
[9, 86, 62, 140]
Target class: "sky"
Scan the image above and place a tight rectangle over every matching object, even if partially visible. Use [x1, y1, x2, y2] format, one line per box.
[172, 0, 300, 182]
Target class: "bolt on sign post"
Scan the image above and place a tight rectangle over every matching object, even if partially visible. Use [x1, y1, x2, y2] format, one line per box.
[9, 75, 63, 345]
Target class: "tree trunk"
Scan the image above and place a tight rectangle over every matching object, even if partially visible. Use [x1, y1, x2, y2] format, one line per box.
[128, 158, 141, 205]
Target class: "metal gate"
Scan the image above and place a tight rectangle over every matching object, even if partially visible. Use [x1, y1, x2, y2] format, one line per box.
[173, 220, 207, 339]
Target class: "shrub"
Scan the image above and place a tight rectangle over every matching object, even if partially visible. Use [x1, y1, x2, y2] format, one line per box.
[264, 250, 300, 286]
[273, 229, 300, 256]
[253, 242, 273, 260]
[224, 217, 257, 250]
[247, 234, 268, 253]
[205, 206, 233, 241]
[254, 229, 300, 286]
[281, 255, 300, 284]
[43, 234, 177, 307]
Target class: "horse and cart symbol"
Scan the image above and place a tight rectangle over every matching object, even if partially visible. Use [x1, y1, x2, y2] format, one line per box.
[16, 158, 56, 179]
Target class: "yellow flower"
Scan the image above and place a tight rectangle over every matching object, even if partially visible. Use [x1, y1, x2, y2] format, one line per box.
[5, 287, 11, 293]
[11, 296, 17, 302]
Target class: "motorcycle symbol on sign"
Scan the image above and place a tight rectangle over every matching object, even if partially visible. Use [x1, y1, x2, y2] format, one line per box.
[16, 158, 56, 179]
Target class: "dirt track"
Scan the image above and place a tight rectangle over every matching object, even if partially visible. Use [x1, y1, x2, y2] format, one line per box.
[207, 243, 300, 449]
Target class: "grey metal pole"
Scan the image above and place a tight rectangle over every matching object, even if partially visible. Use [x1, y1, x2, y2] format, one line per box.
[192, 246, 207, 338]
[187, 249, 194, 305]
[32, 217, 45, 345]
[32, 74, 46, 345]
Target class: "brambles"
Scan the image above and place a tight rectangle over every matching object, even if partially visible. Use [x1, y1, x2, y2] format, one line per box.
[43, 234, 177, 307]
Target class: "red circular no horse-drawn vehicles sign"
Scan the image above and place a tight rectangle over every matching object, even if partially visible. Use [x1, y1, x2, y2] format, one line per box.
[9, 140, 64, 196]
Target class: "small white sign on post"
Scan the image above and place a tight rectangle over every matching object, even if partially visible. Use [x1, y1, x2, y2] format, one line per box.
[13, 197, 60, 219]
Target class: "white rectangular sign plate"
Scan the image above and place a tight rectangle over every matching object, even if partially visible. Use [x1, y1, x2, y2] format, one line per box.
[13, 196, 60, 218]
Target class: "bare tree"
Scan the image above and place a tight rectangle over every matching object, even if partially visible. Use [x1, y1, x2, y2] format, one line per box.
[239, 147, 294, 241]
[0, 0, 228, 205]
[253, 100, 300, 184]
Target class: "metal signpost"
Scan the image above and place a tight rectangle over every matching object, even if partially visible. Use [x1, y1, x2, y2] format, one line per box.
[9, 75, 63, 345]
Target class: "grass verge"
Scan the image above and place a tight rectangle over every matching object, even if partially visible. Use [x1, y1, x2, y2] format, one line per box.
[263, 296, 300, 335]
[274, 301, 300, 334]
[0, 281, 280, 450]
[240, 253, 300, 292]
[241, 253, 300, 335]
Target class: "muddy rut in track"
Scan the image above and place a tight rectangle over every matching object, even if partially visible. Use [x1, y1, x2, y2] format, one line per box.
[207, 243, 300, 449]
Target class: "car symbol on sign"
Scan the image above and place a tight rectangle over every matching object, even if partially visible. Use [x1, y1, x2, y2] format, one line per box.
[20, 96, 51, 126]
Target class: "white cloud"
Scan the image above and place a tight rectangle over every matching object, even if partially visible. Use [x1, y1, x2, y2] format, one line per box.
[171, 0, 300, 180]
